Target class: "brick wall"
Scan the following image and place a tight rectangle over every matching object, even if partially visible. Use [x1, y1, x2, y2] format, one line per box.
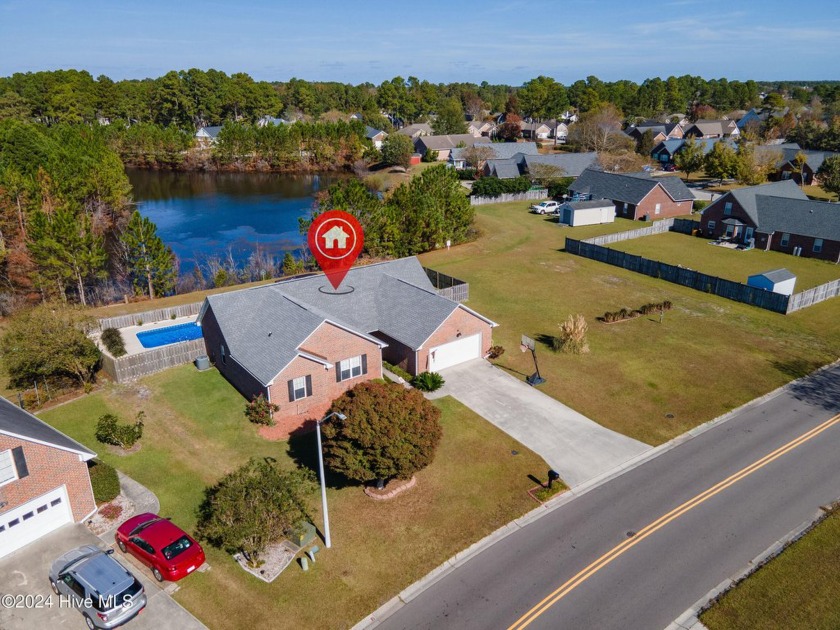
[201, 305, 266, 402]
[0, 435, 95, 522]
[416, 307, 493, 373]
[264, 322, 383, 439]
[635, 185, 690, 220]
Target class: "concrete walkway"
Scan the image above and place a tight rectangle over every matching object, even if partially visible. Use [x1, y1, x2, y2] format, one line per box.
[98, 471, 162, 544]
[432, 359, 650, 487]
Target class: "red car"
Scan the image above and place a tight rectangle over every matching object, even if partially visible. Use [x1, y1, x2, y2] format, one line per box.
[115, 513, 205, 582]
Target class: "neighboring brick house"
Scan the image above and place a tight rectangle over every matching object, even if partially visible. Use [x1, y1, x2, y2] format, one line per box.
[699, 180, 840, 262]
[199, 257, 497, 438]
[413, 134, 486, 161]
[0, 398, 97, 558]
[683, 119, 740, 139]
[569, 169, 694, 220]
[753, 145, 840, 186]
[625, 121, 684, 144]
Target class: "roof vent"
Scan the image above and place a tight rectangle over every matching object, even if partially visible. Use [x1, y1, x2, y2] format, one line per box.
[268, 331, 272, 337]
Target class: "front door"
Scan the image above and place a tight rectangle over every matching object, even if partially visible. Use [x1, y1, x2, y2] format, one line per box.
[744, 227, 754, 242]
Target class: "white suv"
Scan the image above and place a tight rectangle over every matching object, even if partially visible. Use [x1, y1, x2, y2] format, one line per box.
[530, 201, 560, 215]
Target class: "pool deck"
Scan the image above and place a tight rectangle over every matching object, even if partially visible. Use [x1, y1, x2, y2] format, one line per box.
[96, 316, 200, 358]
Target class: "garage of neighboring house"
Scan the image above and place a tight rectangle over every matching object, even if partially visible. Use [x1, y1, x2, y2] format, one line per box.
[0, 398, 97, 559]
[428, 333, 483, 371]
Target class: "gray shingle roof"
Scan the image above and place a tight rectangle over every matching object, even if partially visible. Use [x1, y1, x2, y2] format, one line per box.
[486, 158, 524, 179]
[0, 397, 95, 458]
[197, 126, 222, 138]
[725, 180, 809, 224]
[754, 196, 840, 241]
[524, 152, 599, 177]
[417, 134, 484, 151]
[750, 268, 796, 283]
[396, 123, 433, 136]
[570, 169, 693, 204]
[565, 199, 615, 210]
[202, 257, 492, 385]
[365, 126, 386, 140]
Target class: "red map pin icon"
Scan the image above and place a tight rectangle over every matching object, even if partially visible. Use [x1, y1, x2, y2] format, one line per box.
[307, 210, 364, 290]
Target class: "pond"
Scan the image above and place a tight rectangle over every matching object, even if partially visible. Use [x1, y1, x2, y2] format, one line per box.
[127, 169, 347, 273]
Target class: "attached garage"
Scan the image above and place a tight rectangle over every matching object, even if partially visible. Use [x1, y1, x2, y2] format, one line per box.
[428, 333, 482, 371]
[0, 486, 72, 558]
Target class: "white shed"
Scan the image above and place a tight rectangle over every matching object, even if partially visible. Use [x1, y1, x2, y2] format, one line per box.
[559, 199, 616, 227]
[747, 268, 797, 296]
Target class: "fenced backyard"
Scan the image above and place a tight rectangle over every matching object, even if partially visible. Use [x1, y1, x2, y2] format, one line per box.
[567, 223, 840, 314]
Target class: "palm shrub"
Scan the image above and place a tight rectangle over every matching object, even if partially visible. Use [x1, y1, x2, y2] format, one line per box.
[411, 371, 445, 392]
[552, 314, 590, 354]
[100, 328, 126, 357]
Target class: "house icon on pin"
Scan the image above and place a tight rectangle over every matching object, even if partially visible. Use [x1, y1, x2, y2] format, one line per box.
[322, 225, 350, 249]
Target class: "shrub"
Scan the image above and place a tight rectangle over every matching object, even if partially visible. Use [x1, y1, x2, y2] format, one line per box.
[135, 318, 143, 326]
[411, 371, 445, 392]
[471, 175, 532, 197]
[99, 503, 123, 520]
[383, 361, 412, 382]
[197, 459, 316, 567]
[95, 412, 144, 449]
[244, 393, 278, 426]
[553, 314, 590, 354]
[457, 168, 477, 180]
[662, 300, 673, 311]
[619, 308, 629, 319]
[322, 381, 443, 486]
[89, 460, 120, 503]
[487, 345, 505, 359]
[100, 328, 126, 358]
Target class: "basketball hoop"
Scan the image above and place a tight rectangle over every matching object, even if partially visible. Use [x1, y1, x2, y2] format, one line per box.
[520, 344, 528, 353]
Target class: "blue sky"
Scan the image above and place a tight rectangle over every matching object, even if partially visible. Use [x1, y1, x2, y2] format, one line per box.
[1, 0, 838, 84]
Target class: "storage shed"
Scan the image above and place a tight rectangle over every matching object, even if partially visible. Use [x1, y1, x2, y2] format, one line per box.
[747, 268, 797, 296]
[559, 199, 616, 227]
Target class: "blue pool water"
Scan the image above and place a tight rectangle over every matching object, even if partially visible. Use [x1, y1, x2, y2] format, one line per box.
[136, 322, 203, 349]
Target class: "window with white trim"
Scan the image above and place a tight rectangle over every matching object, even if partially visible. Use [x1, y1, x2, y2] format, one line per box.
[707, 220, 716, 231]
[724, 202, 732, 215]
[654, 203, 661, 215]
[814, 238, 824, 253]
[780, 233, 791, 247]
[288, 375, 312, 402]
[337, 355, 366, 382]
[0, 450, 17, 486]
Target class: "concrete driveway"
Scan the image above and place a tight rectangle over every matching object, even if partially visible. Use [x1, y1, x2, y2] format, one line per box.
[433, 359, 650, 487]
[0, 524, 206, 630]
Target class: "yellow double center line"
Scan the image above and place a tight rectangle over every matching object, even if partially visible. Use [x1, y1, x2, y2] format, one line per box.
[508, 412, 840, 630]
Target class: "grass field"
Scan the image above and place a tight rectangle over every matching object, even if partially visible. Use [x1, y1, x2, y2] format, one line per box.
[418, 201, 840, 446]
[701, 509, 840, 630]
[608, 232, 840, 291]
[38, 365, 550, 630]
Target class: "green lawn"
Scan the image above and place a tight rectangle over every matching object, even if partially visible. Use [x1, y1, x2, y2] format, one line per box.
[38, 365, 550, 630]
[701, 509, 840, 630]
[608, 232, 840, 291]
[418, 200, 840, 446]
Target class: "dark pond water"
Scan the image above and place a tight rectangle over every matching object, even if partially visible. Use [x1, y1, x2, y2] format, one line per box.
[127, 170, 346, 272]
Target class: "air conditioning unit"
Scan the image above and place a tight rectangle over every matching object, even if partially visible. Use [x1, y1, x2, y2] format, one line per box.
[793, 246, 802, 257]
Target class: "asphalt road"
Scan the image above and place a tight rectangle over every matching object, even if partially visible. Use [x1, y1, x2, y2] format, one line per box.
[378, 364, 840, 630]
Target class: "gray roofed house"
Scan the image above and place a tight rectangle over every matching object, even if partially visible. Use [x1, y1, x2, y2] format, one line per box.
[0, 397, 95, 458]
[414, 134, 487, 160]
[364, 125, 388, 149]
[752, 196, 840, 242]
[195, 125, 223, 145]
[198, 257, 498, 435]
[569, 168, 694, 220]
[725, 180, 808, 225]
[483, 150, 597, 179]
[395, 123, 433, 138]
[684, 119, 740, 139]
[753, 146, 840, 186]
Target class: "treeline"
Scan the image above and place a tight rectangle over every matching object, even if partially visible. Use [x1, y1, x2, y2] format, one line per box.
[310, 165, 474, 259]
[3, 69, 838, 132]
[0, 120, 176, 310]
[786, 119, 840, 152]
[212, 120, 367, 170]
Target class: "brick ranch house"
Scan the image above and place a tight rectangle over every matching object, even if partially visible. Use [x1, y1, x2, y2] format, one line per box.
[569, 168, 694, 220]
[699, 180, 840, 262]
[0, 398, 97, 558]
[198, 257, 497, 438]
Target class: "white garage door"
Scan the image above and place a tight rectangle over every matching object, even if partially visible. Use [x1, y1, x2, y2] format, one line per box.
[0, 486, 72, 558]
[428, 334, 481, 371]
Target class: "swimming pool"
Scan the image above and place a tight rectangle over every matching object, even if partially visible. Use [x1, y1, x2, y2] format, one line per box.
[136, 322, 203, 349]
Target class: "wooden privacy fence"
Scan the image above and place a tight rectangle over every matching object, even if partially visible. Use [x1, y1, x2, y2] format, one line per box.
[424, 267, 469, 302]
[671, 217, 700, 235]
[470, 189, 548, 206]
[786, 279, 840, 313]
[101, 338, 207, 383]
[565, 239, 791, 313]
[97, 302, 203, 331]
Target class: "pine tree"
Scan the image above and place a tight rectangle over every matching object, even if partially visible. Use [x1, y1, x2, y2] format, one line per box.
[120, 210, 176, 299]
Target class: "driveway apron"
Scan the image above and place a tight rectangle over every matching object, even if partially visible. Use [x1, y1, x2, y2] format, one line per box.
[434, 359, 650, 487]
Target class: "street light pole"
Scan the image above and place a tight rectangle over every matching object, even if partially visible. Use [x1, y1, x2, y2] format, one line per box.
[316, 411, 346, 549]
